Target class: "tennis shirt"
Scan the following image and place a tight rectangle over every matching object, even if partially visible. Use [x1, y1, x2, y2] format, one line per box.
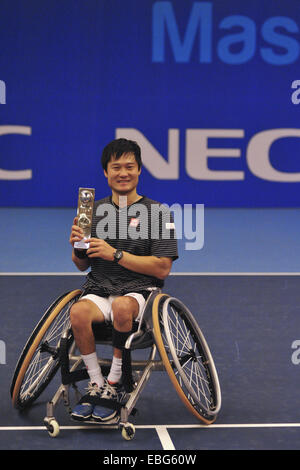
[82, 195, 178, 297]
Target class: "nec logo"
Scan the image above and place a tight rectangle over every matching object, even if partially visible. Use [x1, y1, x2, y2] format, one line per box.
[152, 1, 300, 65]
[117, 127, 300, 183]
[0, 80, 6, 104]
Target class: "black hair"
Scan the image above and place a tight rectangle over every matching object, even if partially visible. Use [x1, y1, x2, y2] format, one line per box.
[101, 138, 142, 171]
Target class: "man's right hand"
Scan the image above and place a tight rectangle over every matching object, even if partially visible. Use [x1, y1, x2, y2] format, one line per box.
[70, 217, 90, 270]
[69, 217, 84, 247]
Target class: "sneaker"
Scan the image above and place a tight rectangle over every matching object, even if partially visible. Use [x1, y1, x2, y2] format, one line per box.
[92, 380, 125, 422]
[71, 382, 101, 421]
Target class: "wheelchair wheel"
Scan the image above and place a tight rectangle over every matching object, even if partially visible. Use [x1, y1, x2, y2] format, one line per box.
[11, 289, 82, 410]
[152, 294, 221, 424]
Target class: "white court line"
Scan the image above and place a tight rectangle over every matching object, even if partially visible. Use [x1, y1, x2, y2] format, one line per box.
[1, 423, 300, 430]
[1, 272, 300, 276]
[0, 272, 86, 276]
[155, 426, 175, 450]
[170, 272, 300, 276]
[1, 422, 300, 450]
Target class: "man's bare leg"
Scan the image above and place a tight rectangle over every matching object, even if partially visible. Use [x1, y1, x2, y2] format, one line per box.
[108, 296, 139, 384]
[70, 299, 106, 387]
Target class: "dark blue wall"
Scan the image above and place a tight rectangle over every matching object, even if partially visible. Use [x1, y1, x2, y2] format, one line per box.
[0, 0, 299, 207]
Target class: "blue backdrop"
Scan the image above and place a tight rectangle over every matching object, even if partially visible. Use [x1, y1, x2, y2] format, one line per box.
[0, 0, 300, 207]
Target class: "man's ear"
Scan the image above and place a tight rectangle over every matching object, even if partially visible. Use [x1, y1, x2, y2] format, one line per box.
[104, 169, 108, 178]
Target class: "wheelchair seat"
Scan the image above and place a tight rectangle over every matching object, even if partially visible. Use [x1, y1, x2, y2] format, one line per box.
[92, 322, 154, 350]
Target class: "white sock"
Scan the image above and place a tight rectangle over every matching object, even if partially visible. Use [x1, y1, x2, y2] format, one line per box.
[82, 352, 104, 387]
[107, 356, 122, 384]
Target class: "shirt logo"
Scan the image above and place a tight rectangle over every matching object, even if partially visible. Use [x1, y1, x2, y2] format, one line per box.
[129, 218, 140, 227]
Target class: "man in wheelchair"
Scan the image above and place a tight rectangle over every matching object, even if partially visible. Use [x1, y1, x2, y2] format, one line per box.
[69, 138, 178, 422]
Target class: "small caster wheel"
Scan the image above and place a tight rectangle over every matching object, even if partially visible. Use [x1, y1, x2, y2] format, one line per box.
[46, 419, 60, 438]
[121, 423, 135, 441]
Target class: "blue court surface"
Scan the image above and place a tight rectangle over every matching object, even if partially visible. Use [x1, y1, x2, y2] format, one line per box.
[1, 208, 300, 453]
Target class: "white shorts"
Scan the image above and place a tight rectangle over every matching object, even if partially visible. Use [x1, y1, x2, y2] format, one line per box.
[79, 292, 147, 323]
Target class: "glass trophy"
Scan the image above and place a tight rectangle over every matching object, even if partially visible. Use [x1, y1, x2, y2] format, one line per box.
[74, 187, 95, 250]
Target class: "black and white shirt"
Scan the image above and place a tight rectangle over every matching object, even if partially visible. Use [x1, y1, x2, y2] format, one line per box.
[82, 195, 178, 297]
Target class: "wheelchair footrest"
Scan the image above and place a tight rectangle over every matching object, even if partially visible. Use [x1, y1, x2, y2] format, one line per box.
[69, 404, 138, 425]
[70, 415, 121, 426]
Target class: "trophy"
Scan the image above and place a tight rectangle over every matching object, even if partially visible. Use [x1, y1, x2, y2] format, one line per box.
[74, 187, 95, 249]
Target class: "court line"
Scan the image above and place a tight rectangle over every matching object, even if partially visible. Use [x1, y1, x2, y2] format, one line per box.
[1, 272, 300, 276]
[1, 422, 300, 449]
[1, 422, 300, 430]
[155, 426, 175, 450]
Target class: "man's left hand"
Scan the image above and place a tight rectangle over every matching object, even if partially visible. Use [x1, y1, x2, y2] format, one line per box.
[86, 238, 115, 261]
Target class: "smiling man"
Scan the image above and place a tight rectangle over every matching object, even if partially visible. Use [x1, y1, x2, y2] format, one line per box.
[69, 138, 178, 422]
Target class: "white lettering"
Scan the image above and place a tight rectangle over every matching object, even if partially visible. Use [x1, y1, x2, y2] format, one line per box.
[116, 127, 179, 179]
[114, 127, 300, 183]
[128, 203, 148, 240]
[0, 340, 6, 365]
[0, 125, 32, 180]
[184, 204, 204, 250]
[247, 128, 300, 182]
[0, 80, 6, 104]
[291, 340, 300, 365]
[291, 80, 300, 104]
[103, 454, 138, 467]
[186, 129, 245, 180]
[95, 203, 116, 239]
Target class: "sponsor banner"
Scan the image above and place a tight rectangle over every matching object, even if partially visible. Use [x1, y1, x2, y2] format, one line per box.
[0, 0, 299, 207]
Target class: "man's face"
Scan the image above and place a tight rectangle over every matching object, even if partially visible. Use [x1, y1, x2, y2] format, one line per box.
[104, 152, 141, 195]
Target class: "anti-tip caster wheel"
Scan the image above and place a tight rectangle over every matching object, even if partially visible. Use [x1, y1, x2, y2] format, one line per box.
[45, 418, 60, 438]
[121, 423, 135, 441]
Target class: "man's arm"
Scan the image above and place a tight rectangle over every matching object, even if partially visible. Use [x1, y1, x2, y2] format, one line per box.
[86, 238, 172, 279]
[69, 217, 91, 272]
[118, 252, 172, 280]
[71, 249, 91, 271]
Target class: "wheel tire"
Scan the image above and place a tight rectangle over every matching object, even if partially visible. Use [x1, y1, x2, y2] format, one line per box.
[11, 289, 82, 409]
[121, 423, 135, 440]
[152, 294, 221, 424]
[47, 419, 60, 438]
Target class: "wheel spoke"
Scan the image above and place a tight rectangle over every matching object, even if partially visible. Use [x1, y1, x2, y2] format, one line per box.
[160, 298, 219, 418]
[12, 291, 81, 408]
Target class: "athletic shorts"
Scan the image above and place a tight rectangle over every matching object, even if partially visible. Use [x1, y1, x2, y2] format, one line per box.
[79, 292, 148, 323]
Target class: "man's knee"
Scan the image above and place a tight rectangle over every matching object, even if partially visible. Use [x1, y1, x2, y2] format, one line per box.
[70, 300, 93, 329]
[111, 296, 138, 326]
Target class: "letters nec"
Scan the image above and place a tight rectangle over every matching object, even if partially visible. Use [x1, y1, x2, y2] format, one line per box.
[117, 128, 300, 183]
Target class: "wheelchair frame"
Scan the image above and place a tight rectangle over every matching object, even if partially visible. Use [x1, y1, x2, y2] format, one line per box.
[11, 287, 222, 440]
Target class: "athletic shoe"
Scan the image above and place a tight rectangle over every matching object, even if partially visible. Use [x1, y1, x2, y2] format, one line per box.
[92, 380, 125, 422]
[71, 382, 101, 421]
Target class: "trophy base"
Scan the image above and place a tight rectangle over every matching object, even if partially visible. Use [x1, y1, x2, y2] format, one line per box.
[74, 240, 90, 249]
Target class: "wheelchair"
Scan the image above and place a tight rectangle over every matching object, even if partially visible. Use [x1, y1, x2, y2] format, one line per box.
[10, 288, 221, 440]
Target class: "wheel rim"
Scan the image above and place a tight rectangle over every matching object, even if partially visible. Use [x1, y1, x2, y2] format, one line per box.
[160, 297, 220, 419]
[13, 290, 81, 407]
[19, 309, 70, 402]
